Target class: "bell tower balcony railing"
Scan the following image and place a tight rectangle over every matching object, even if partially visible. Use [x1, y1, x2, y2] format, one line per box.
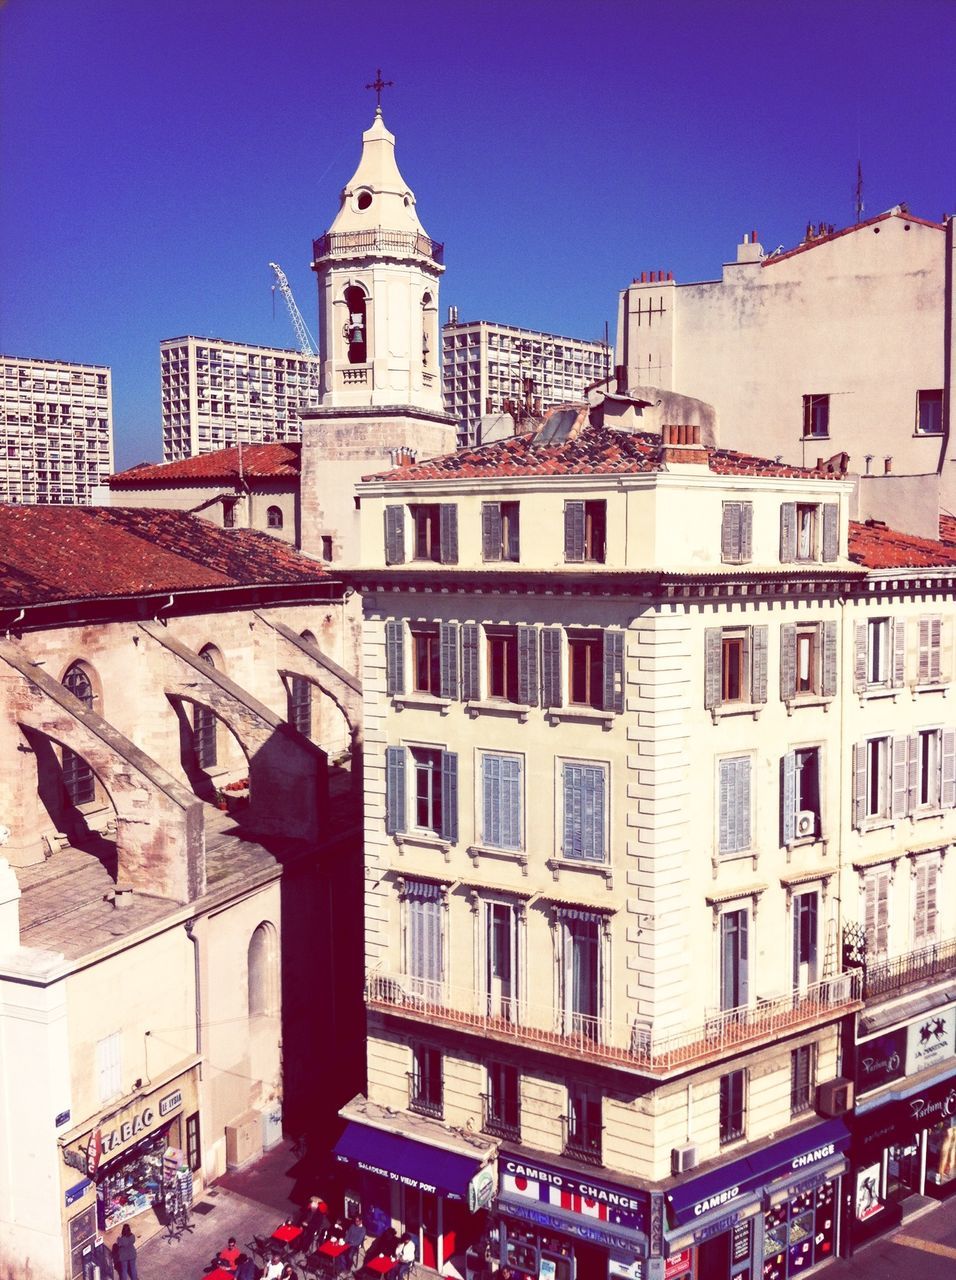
[312, 230, 444, 265]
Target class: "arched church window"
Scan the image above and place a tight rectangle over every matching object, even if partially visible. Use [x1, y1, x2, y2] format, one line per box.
[267, 505, 283, 530]
[422, 291, 437, 371]
[344, 286, 368, 365]
[62, 662, 96, 806]
[193, 647, 218, 770]
[248, 921, 279, 1017]
[288, 676, 312, 738]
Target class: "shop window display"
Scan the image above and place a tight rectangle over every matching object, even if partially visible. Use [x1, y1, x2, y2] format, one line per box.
[98, 1131, 167, 1230]
[762, 1181, 836, 1280]
[927, 1117, 956, 1188]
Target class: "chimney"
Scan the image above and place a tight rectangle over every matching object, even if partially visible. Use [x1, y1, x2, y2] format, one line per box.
[884, 456, 893, 474]
[661, 423, 707, 464]
[614, 364, 628, 395]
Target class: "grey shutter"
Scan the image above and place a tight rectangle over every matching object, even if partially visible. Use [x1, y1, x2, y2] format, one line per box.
[563, 764, 605, 861]
[541, 626, 563, 708]
[906, 734, 919, 812]
[738, 758, 752, 850]
[721, 503, 741, 563]
[385, 620, 405, 695]
[507, 505, 521, 562]
[718, 759, 733, 852]
[782, 751, 796, 844]
[603, 629, 625, 713]
[720, 757, 751, 853]
[821, 620, 838, 697]
[852, 741, 867, 828]
[385, 505, 405, 565]
[488, 755, 522, 850]
[780, 624, 797, 700]
[892, 618, 906, 687]
[483, 754, 501, 847]
[517, 624, 539, 706]
[439, 504, 458, 564]
[740, 502, 753, 562]
[919, 616, 942, 683]
[704, 627, 722, 709]
[780, 503, 797, 562]
[440, 751, 458, 842]
[865, 872, 890, 956]
[822, 503, 839, 561]
[564, 501, 585, 562]
[751, 626, 768, 703]
[439, 621, 459, 700]
[914, 862, 932, 948]
[482, 503, 502, 561]
[892, 735, 909, 817]
[854, 622, 868, 692]
[385, 745, 406, 834]
[942, 728, 956, 808]
[461, 623, 480, 701]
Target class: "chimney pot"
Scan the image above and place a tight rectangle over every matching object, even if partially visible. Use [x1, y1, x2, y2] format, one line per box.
[884, 456, 893, 474]
[640, 271, 647, 283]
[752, 229, 757, 243]
[743, 233, 749, 245]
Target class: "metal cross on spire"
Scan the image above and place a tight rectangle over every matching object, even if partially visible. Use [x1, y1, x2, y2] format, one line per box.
[366, 69, 394, 109]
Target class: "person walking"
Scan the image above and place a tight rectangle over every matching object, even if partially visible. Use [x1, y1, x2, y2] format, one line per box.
[345, 1214, 366, 1271]
[114, 1224, 139, 1280]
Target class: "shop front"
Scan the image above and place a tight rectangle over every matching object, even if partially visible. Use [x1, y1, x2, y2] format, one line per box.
[58, 1068, 200, 1278]
[664, 1118, 849, 1280]
[494, 1152, 651, 1280]
[333, 1119, 496, 1274]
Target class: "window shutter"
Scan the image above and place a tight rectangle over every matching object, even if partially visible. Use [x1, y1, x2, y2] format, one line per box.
[461, 623, 480, 701]
[517, 624, 539, 706]
[751, 626, 768, 703]
[439, 621, 459, 700]
[583, 765, 606, 861]
[822, 503, 839, 561]
[439, 504, 459, 564]
[924, 862, 939, 944]
[738, 912, 750, 1006]
[718, 758, 733, 852]
[482, 503, 502, 561]
[735, 758, 752, 851]
[563, 763, 582, 859]
[507, 506, 521, 562]
[906, 733, 919, 812]
[385, 745, 406, 835]
[385, 621, 405, 696]
[942, 728, 956, 808]
[914, 862, 931, 948]
[501, 756, 522, 850]
[483, 754, 501, 848]
[867, 872, 889, 956]
[563, 764, 605, 861]
[704, 628, 722, 709]
[892, 618, 906, 687]
[721, 503, 741, 563]
[892, 735, 908, 818]
[739, 502, 753, 562]
[564, 501, 585, 562]
[602, 629, 625, 713]
[931, 617, 942, 681]
[780, 624, 797, 700]
[440, 751, 458, 843]
[920, 616, 942, 683]
[780, 503, 797, 562]
[854, 622, 868, 692]
[821, 620, 838, 697]
[541, 627, 563, 708]
[424, 897, 442, 984]
[852, 741, 867, 828]
[782, 751, 796, 845]
[385, 505, 405, 565]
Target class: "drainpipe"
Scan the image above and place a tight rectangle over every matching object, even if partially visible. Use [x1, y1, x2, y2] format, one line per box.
[184, 920, 202, 1067]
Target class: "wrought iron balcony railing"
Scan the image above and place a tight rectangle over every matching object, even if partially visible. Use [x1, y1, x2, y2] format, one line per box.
[312, 230, 444, 264]
[366, 970, 861, 1078]
[859, 935, 956, 1000]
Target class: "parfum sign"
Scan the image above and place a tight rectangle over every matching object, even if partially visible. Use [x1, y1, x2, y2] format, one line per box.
[905, 1007, 956, 1076]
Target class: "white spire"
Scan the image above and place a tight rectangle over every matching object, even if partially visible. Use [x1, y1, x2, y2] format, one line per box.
[328, 109, 427, 237]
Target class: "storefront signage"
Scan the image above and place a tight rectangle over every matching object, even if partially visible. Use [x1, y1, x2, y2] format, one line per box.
[65, 1178, 91, 1207]
[500, 1197, 644, 1255]
[608, 1260, 643, 1280]
[856, 1029, 906, 1093]
[906, 1084, 956, 1126]
[354, 1154, 439, 1196]
[159, 1089, 183, 1117]
[86, 1129, 103, 1177]
[854, 1163, 883, 1221]
[731, 1220, 751, 1263]
[467, 1165, 497, 1213]
[63, 1103, 167, 1178]
[499, 1156, 648, 1232]
[905, 1008, 956, 1076]
[663, 1252, 690, 1280]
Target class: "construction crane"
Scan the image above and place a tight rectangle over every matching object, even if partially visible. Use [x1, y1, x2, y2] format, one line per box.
[269, 262, 320, 403]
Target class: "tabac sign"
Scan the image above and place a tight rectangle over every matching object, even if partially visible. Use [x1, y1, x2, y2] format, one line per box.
[62, 1086, 185, 1176]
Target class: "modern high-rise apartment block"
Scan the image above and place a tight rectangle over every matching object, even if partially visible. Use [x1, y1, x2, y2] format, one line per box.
[160, 336, 317, 462]
[442, 318, 610, 445]
[0, 355, 113, 504]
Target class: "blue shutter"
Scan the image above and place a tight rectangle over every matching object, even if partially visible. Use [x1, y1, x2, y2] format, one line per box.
[563, 764, 605, 862]
[751, 626, 768, 703]
[718, 758, 734, 853]
[719, 757, 751, 853]
[780, 503, 797, 562]
[782, 751, 796, 844]
[385, 506, 405, 565]
[482, 754, 501, 847]
[517, 624, 538, 706]
[385, 746, 406, 835]
[603, 629, 625, 713]
[721, 503, 741, 563]
[385, 621, 405, 695]
[704, 628, 722, 709]
[482, 503, 502, 561]
[439, 504, 458, 564]
[439, 622, 459, 700]
[484, 755, 522, 850]
[821, 620, 838, 697]
[541, 627, 563, 708]
[461, 623, 480, 701]
[780, 624, 797, 700]
[506, 505, 520, 561]
[564, 502, 585, 562]
[739, 503, 753, 562]
[440, 751, 458, 843]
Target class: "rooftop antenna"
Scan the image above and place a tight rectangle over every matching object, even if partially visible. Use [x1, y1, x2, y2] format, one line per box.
[365, 68, 394, 110]
[855, 158, 864, 225]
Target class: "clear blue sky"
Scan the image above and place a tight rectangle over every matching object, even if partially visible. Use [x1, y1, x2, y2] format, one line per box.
[1, 0, 953, 469]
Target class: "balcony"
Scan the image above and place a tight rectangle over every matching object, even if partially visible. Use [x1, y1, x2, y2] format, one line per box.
[480, 1094, 521, 1143]
[313, 230, 444, 265]
[365, 970, 861, 1079]
[855, 934, 956, 1000]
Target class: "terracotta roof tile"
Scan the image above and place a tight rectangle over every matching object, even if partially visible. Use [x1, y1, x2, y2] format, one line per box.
[0, 506, 328, 608]
[762, 209, 944, 268]
[939, 514, 956, 546]
[109, 442, 301, 488]
[848, 519, 956, 571]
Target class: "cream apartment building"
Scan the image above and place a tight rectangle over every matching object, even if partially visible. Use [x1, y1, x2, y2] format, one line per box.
[334, 409, 956, 1280]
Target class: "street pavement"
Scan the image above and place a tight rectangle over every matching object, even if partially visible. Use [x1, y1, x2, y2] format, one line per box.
[835, 1195, 956, 1278]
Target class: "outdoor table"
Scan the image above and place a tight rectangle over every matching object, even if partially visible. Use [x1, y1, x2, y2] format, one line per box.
[273, 1223, 304, 1245]
[366, 1257, 397, 1275]
[318, 1241, 351, 1274]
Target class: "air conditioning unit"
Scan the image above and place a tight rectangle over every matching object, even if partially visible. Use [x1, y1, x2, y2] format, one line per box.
[817, 1077, 854, 1117]
[672, 1144, 699, 1175]
[795, 809, 816, 839]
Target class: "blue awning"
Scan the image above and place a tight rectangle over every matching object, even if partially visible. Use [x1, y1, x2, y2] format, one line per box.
[333, 1121, 482, 1202]
[666, 1119, 850, 1227]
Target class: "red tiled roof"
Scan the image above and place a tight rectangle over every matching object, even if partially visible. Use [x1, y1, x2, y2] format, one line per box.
[109, 442, 301, 488]
[939, 514, 956, 546]
[0, 506, 328, 608]
[762, 209, 944, 268]
[848, 519, 956, 571]
[362, 423, 842, 483]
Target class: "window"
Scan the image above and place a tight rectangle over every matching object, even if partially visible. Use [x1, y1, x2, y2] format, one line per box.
[406, 880, 443, 998]
[704, 626, 767, 711]
[62, 662, 95, 805]
[186, 1112, 201, 1172]
[565, 500, 607, 563]
[486, 901, 519, 1018]
[722, 634, 745, 702]
[719, 1069, 746, 1144]
[409, 1045, 442, 1118]
[795, 625, 816, 693]
[790, 1045, 815, 1116]
[780, 502, 838, 563]
[867, 618, 890, 685]
[482, 754, 523, 850]
[384, 505, 405, 564]
[560, 912, 602, 1037]
[223, 499, 237, 528]
[719, 909, 749, 1011]
[410, 503, 458, 564]
[412, 626, 440, 694]
[288, 675, 312, 737]
[783, 747, 821, 842]
[562, 763, 606, 862]
[802, 394, 830, 438]
[193, 647, 218, 770]
[484, 1062, 521, 1140]
[266, 505, 283, 529]
[917, 728, 941, 808]
[718, 756, 752, 854]
[796, 504, 817, 559]
[862, 736, 890, 820]
[482, 501, 520, 561]
[913, 859, 940, 948]
[487, 628, 519, 701]
[96, 1032, 122, 1104]
[384, 746, 458, 842]
[780, 622, 837, 701]
[793, 891, 819, 989]
[568, 631, 624, 710]
[248, 921, 279, 1016]
[916, 389, 943, 435]
[863, 870, 890, 958]
[854, 617, 904, 692]
[565, 1085, 602, 1164]
[918, 616, 943, 684]
[321, 535, 333, 562]
[413, 747, 444, 833]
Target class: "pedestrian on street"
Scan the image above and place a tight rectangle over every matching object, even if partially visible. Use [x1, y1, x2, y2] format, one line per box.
[235, 1255, 258, 1280]
[345, 1214, 367, 1271]
[115, 1224, 139, 1280]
